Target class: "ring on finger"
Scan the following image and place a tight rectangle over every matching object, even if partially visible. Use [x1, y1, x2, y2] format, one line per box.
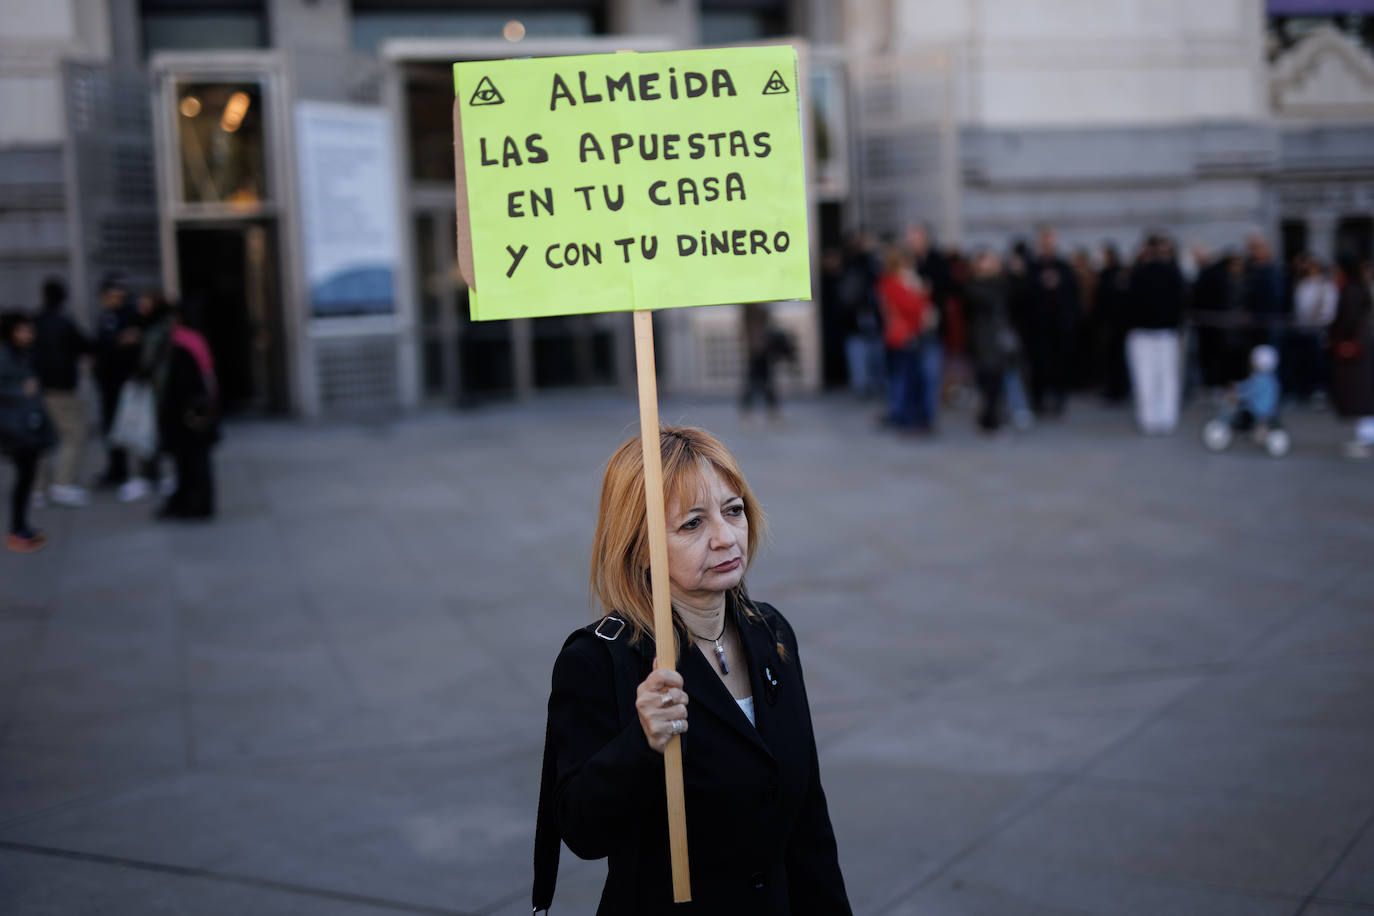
[659, 691, 673, 707]
[671, 719, 683, 736]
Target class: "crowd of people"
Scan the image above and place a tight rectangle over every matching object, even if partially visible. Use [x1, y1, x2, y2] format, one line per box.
[8, 227, 1373, 554]
[0, 276, 221, 554]
[821, 224, 1374, 456]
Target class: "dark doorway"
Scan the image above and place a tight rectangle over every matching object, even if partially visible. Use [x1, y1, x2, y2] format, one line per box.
[532, 315, 616, 389]
[456, 287, 516, 401]
[1336, 216, 1373, 264]
[175, 222, 287, 413]
[1280, 218, 1308, 266]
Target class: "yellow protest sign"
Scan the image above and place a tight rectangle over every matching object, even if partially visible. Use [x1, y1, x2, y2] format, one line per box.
[454, 47, 810, 321]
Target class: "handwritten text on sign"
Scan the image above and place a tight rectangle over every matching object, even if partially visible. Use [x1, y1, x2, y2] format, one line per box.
[454, 47, 809, 321]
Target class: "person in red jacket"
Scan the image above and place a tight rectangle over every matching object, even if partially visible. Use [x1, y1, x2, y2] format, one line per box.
[876, 247, 931, 431]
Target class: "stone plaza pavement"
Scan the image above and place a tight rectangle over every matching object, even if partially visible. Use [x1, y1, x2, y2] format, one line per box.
[1, 394, 1372, 915]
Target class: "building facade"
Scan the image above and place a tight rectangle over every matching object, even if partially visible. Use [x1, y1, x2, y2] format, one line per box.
[1, 0, 1370, 415]
[844, 0, 1374, 261]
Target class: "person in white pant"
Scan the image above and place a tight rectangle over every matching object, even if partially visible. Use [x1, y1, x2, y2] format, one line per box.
[1125, 234, 1186, 435]
[31, 279, 93, 507]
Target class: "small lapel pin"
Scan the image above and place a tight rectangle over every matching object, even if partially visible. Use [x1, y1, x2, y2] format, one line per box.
[763, 665, 780, 705]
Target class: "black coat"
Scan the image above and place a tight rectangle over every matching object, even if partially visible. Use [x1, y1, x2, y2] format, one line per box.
[95, 302, 141, 388]
[32, 308, 90, 392]
[965, 275, 1015, 373]
[1127, 258, 1185, 331]
[1329, 282, 1374, 418]
[544, 595, 851, 915]
[158, 342, 220, 452]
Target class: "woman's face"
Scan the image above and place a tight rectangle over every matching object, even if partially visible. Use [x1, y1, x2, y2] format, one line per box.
[664, 464, 748, 609]
[10, 322, 34, 348]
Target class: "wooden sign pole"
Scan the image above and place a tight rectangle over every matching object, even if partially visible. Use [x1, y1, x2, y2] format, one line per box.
[632, 309, 692, 903]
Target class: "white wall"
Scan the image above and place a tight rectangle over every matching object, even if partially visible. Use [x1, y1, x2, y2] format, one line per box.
[0, 0, 110, 145]
[889, 0, 1267, 127]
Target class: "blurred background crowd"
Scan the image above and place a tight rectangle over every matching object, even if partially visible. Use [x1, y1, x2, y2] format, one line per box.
[809, 222, 1374, 450]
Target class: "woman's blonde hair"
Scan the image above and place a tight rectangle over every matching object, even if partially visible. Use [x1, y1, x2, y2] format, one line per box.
[590, 426, 767, 645]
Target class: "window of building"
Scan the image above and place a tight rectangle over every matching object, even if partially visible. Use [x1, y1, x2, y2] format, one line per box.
[175, 81, 268, 205]
[406, 64, 457, 184]
[1336, 215, 1373, 262]
[350, 2, 598, 53]
[701, 0, 787, 45]
[141, 0, 268, 56]
[1281, 219, 1309, 266]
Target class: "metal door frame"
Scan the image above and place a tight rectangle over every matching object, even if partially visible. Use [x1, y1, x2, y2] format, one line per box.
[149, 50, 303, 413]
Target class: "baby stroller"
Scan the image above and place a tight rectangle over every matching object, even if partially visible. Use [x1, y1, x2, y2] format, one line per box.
[1203, 344, 1291, 458]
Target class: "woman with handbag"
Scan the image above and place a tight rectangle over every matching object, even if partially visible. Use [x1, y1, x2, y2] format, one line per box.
[155, 305, 220, 519]
[0, 310, 55, 553]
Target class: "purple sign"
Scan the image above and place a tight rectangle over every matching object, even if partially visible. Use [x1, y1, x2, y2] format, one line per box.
[1268, 1, 1374, 13]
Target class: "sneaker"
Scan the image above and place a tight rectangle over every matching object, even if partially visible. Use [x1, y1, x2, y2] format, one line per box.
[118, 478, 152, 502]
[49, 484, 90, 507]
[5, 529, 48, 554]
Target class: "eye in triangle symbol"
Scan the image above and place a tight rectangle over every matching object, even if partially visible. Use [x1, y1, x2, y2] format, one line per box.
[469, 76, 504, 106]
[762, 70, 789, 95]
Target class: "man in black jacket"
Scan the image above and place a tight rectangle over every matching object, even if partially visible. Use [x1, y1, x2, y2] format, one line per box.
[93, 275, 140, 488]
[32, 278, 92, 506]
[1126, 234, 1186, 435]
[1027, 225, 1080, 416]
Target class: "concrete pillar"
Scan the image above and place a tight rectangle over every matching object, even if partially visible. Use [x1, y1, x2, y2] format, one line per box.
[512, 318, 534, 399]
[792, 0, 843, 44]
[107, 0, 139, 62]
[268, 0, 349, 51]
[841, 0, 893, 55]
[606, 0, 698, 40]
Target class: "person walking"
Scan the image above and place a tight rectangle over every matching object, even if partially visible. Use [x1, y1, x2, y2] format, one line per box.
[32, 278, 92, 507]
[93, 276, 140, 489]
[906, 224, 949, 428]
[155, 305, 220, 519]
[119, 290, 175, 502]
[1027, 225, 1080, 417]
[836, 235, 882, 397]
[1242, 234, 1286, 352]
[964, 250, 1017, 432]
[1125, 234, 1187, 435]
[0, 310, 54, 553]
[534, 426, 852, 914]
[1290, 255, 1339, 403]
[739, 302, 780, 422]
[1095, 244, 1132, 403]
[876, 247, 931, 433]
[1069, 247, 1099, 390]
[1192, 248, 1247, 394]
[1003, 242, 1036, 429]
[1328, 257, 1374, 459]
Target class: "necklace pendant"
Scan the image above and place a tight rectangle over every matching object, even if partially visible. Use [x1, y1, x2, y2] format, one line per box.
[713, 640, 729, 675]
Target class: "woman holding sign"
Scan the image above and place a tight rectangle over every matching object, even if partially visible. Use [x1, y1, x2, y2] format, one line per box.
[534, 426, 851, 915]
